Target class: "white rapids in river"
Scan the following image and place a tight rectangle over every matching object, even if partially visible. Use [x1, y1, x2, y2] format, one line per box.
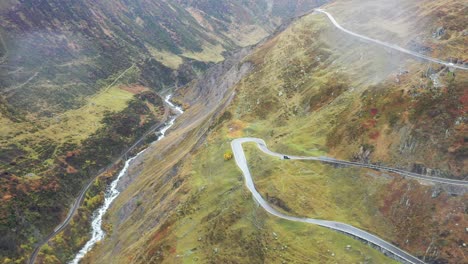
[70, 94, 183, 264]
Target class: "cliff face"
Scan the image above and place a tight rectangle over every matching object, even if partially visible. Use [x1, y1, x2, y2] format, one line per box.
[0, 0, 327, 262]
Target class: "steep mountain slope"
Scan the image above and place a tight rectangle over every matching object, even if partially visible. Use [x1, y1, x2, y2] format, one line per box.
[0, 0, 326, 262]
[83, 0, 466, 263]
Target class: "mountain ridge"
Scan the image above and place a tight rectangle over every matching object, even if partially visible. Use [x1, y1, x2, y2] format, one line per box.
[0, 1, 327, 262]
[84, 1, 466, 263]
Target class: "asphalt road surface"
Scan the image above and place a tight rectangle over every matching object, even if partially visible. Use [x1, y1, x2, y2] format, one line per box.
[315, 9, 468, 71]
[242, 138, 467, 187]
[232, 138, 467, 264]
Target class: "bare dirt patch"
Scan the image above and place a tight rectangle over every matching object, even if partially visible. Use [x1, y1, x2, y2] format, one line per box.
[227, 120, 247, 138]
[119, 85, 148, 95]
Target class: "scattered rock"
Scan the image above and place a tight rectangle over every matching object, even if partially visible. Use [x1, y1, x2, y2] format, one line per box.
[353, 144, 373, 163]
[431, 188, 442, 198]
[408, 40, 432, 54]
[430, 73, 442, 88]
[433, 27, 445, 39]
[398, 69, 409, 76]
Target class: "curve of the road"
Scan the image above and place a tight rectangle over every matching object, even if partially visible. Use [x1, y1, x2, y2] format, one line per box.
[231, 138, 466, 264]
[29, 95, 182, 264]
[239, 137, 467, 187]
[315, 9, 468, 71]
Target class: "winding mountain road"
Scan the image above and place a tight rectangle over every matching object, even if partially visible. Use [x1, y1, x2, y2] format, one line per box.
[4, 71, 39, 93]
[231, 138, 468, 264]
[315, 9, 468, 71]
[29, 95, 181, 264]
[28, 172, 96, 264]
[312, 157, 467, 186]
[236, 138, 467, 186]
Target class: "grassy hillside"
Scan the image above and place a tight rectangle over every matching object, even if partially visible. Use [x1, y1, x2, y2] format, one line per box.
[83, 0, 466, 263]
[0, 1, 330, 262]
[0, 0, 326, 117]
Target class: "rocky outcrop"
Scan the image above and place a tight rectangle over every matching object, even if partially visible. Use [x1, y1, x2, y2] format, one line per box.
[432, 26, 446, 39]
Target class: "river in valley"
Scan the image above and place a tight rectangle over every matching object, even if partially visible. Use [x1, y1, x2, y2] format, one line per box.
[70, 95, 183, 264]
